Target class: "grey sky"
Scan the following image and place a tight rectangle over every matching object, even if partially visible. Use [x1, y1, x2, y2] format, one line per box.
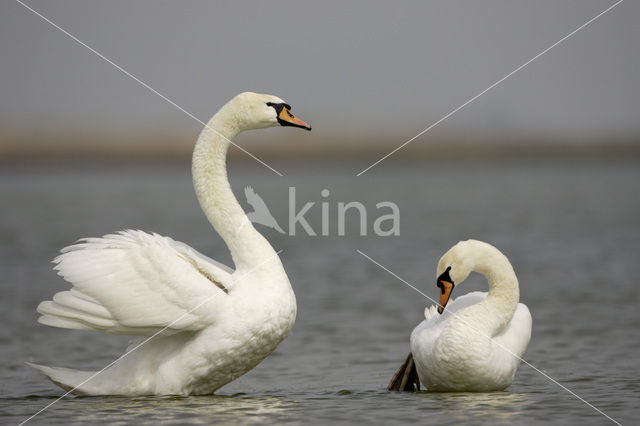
[1, 0, 638, 139]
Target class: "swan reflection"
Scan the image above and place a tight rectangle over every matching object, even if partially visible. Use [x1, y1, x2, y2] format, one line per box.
[420, 391, 533, 422]
[62, 394, 297, 424]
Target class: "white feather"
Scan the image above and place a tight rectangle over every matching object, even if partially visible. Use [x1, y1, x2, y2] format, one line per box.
[39, 230, 231, 335]
[410, 240, 532, 392]
[29, 92, 303, 395]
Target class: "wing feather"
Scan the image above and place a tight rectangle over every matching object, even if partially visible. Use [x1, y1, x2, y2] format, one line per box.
[38, 230, 235, 336]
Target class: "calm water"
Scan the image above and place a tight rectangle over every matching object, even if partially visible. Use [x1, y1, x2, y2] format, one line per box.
[1, 159, 639, 425]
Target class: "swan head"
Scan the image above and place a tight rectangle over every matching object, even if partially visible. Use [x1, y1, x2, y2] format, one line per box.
[435, 240, 483, 314]
[226, 92, 311, 131]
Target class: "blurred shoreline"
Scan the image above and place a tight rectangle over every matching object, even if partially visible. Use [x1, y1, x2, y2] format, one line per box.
[1, 128, 639, 163]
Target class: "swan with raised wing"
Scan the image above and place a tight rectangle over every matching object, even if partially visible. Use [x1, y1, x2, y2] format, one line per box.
[28, 92, 311, 395]
[388, 240, 532, 392]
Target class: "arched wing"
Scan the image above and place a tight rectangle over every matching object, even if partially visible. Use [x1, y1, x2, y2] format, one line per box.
[37, 230, 234, 336]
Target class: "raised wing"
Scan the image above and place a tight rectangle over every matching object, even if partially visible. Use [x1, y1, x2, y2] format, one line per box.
[37, 230, 234, 336]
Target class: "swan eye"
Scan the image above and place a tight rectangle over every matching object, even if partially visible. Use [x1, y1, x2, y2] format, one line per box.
[266, 102, 286, 114]
[437, 266, 454, 288]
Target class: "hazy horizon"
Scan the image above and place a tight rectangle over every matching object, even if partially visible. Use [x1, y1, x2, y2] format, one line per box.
[1, 0, 639, 158]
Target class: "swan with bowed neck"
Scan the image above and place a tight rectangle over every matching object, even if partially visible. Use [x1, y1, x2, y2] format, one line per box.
[388, 240, 532, 392]
[28, 92, 311, 396]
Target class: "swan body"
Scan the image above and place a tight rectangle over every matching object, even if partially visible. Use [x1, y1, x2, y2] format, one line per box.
[29, 92, 311, 395]
[390, 240, 532, 392]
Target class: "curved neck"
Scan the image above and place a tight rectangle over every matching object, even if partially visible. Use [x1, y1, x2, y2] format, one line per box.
[464, 246, 520, 335]
[191, 113, 275, 269]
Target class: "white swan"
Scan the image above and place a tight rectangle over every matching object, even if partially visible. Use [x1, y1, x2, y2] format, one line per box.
[388, 240, 532, 392]
[28, 92, 311, 395]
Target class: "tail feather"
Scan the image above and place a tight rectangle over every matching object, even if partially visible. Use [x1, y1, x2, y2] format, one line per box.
[26, 362, 95, 395]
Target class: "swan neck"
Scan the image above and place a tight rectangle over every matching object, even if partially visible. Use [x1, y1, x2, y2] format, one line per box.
[474, 251, 520, 332]
[191, 113, 274, 268]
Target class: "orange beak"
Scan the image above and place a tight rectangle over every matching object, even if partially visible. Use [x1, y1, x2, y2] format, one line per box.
[278, 106, 312, 131]
[437, 280, 455, 314]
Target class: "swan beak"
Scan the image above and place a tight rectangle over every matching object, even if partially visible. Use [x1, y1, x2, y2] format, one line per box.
[437, 280, 454, 314]
[278, 107, 312, 131]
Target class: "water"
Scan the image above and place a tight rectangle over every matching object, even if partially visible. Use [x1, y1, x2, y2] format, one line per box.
[1, 159, 639, 425]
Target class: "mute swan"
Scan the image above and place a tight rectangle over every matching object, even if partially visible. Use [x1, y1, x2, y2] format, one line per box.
[388, 240, 532, 392]
[28, 92, 311, 395]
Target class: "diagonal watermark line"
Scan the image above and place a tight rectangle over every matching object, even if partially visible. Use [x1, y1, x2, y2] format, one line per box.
[20, 249, 284, 426]
[356, 249, 621, 426]
[14, 0, 284, 177]
[357, 0, 625, 176]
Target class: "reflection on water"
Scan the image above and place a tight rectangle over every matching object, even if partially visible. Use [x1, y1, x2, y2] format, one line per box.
[17, 394, 299, 425]
[422, 392, 534, 423]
